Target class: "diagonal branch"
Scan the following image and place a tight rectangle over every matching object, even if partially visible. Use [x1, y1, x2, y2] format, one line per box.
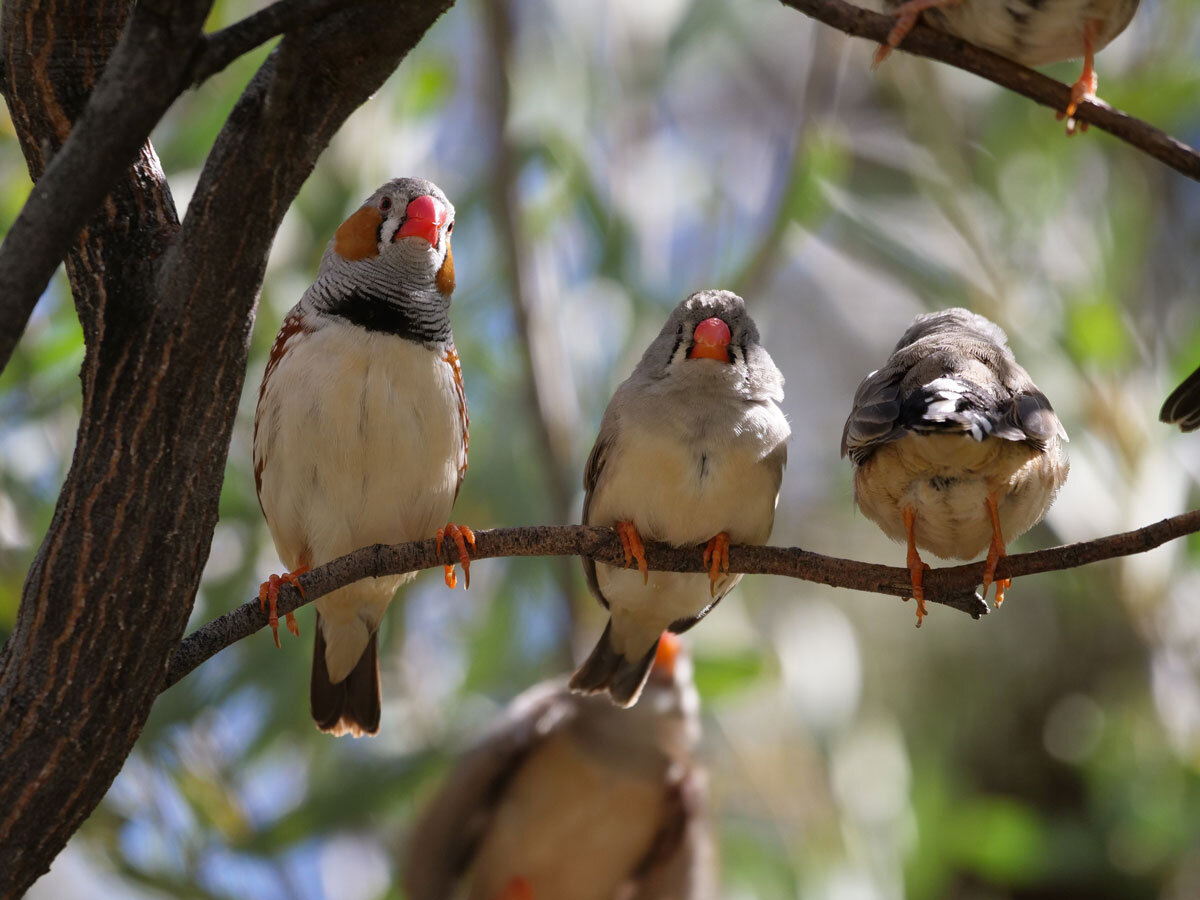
[164, 508, 1200, 689]
[777, 0, 1200, 183]
[187, 0, 349, 86]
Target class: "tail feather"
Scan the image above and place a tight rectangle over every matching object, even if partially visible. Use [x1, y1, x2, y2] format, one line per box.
[568, 621, 660, 708]
[311, 612, 381, 737]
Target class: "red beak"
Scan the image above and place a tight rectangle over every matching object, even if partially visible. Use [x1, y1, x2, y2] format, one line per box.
[688, 317, 732, 362]
[652, 632, 681, 678]
[396, 195, 448, 246]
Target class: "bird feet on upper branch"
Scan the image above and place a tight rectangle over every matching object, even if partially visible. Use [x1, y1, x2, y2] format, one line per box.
[903, 506, 931, 627]
[437, 522, 476, 589]
[872, 0, 963, 69]
[258, 565, 309, 647]
[983, 494, 1011, 606]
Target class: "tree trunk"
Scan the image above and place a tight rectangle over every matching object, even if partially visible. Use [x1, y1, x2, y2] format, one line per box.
[0, 1, 454, 894]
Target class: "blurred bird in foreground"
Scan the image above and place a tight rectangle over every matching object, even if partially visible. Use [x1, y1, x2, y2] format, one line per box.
[873, 0, 1140, 134]
[842, 308, 1068, 624]
[404, 633, 715, 900]
[569, 289, 790, 707]
[1160, 366, 1200, 432]
[253, 177, 472, 737]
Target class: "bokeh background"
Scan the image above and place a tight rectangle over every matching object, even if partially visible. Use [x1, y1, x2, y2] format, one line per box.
[4, 0, 1200, 897]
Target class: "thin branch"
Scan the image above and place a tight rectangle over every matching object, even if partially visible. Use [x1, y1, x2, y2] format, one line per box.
[164, 508, 1200, 689]
[777, 0, 1200, 183]
[188, 0, 349, 86]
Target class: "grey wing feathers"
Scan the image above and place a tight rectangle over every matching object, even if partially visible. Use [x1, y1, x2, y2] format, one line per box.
[841, 366, 906, 463]
[403, 683, 577, 900]
[630, 768, 716, 899]
[581, 424, 616, 609]
[1161, 366, 1200, 432]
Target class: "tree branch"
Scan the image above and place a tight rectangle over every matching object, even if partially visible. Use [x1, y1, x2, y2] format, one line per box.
[777, 0, 1200, 183]
[188, 0, 348, 86]
[164, 508, 1200, 690]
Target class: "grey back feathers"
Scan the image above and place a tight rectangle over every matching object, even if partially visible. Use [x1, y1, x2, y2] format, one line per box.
[842, 308, 1066, 465]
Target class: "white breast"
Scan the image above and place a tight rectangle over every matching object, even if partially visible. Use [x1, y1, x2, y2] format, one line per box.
[254, 320, 464, 629]
[588, 408, 785, 632]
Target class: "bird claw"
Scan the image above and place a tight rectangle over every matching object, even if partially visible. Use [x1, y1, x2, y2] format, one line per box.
[702, 532, 731, 597]
[872, 0, 962, 70]
[983, 493, 1009, 606]
[902, 506, 929, 627]
[616, 521, 649, 584]
[258, 566, 309, 648]
[436, 522, 476, 589]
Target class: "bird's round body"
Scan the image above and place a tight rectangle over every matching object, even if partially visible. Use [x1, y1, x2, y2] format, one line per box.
[894, 0, 1139, 67]
[571, 290, 790, 706]
[853, 430, 1065, 560]
[842, 308, 1068, 618]
[405, 636, 713, 900]
[253, 177, 468, 737]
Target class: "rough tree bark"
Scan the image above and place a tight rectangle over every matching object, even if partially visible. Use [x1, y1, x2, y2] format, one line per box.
[0, 1, 454, 894]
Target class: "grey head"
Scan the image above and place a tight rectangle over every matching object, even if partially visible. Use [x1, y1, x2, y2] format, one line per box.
[310, 177, 458, 344]
[632, 289, 784, 403]
[891, 307, 1010, 355]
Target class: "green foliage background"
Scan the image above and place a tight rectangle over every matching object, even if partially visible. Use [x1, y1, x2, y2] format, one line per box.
[2, 0, 1200, 897]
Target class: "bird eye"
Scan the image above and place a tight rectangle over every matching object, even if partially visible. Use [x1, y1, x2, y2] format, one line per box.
[446, 221, 454, 235]
[379, 196, 393, 212]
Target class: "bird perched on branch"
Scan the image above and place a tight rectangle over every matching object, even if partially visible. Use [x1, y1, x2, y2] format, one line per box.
[570, 290, 789, 707]
[873, 0, 1140, 134]
[253, 177, 472, 737]
[1160, 365, 1200, 432]
[404, 634, 716, 900]
[842, 308, 1068, 625]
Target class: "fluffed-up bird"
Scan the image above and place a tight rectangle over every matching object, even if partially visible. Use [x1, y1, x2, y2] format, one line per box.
[404, 633, 716, 900]
[253, 177, 473, 737]
[1160, 365, 1200, 432]
[874, 0, 1140, 134]
[841, 308, 1068, 624]
[569, 289, 790, 707]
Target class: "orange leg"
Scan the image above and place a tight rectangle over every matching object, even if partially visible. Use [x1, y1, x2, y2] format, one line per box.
[903, 507, 931, 627]
[983, 493, 1011, 606]
[1057, 19, 1099, 135]
[873, 0, 963, 68]
[436, 522, 476, 589]
[258, 565, 309, 648]
[702, 532, 731, 598]
[616, 520, 649, 584]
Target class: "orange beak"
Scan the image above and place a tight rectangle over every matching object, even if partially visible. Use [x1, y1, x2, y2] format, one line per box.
[652, 632, 681, 678]
[396, 195, 448, 246]
[687, 317, 731, 362]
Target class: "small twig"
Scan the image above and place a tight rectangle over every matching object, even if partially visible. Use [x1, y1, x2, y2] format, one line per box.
[777, 0, 1200, 183]
[163, 508, 1200, 690]
[188, 0, 349, 86]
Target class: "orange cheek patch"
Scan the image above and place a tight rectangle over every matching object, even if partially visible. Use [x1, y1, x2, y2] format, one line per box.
[333, 206, 383, 261]
[436, 240, 455, 295]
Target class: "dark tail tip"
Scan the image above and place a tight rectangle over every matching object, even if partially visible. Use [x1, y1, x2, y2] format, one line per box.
[568, 621, 659, 708]
[310, 614, 381, 738]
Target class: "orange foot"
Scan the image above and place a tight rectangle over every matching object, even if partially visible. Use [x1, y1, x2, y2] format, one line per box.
[436, 522, 476, 589]
[903, 506, 931, 627]
[873, 0, 963, 68]
[702, 532, 731, 598]
[1056, 19, 1099, 135]
[258, 565, 309, 648]
[616, 520, 648, 584]
[983, 493, 1011, 607]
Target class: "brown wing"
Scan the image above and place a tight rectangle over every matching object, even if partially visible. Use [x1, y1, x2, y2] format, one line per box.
[627, 766, 717, 900]
[441, 342, 470, 500]
[253, 311, 312, 513]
